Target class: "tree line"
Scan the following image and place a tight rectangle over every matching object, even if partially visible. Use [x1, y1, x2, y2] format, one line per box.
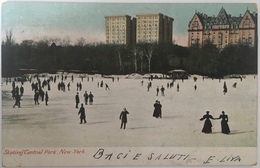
[2, 32, 257, 77]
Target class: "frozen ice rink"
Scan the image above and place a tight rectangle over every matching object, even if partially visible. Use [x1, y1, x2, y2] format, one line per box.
[2, 74, 257, 148]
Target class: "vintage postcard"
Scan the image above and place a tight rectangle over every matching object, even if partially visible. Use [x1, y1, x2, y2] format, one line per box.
[1, 0, 258, 167]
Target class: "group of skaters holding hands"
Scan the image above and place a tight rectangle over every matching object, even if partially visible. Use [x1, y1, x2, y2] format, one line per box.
[200, 111, 230, 134]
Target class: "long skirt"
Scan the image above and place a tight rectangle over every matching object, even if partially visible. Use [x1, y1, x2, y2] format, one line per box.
[221, 120, 230, 134]
[202, 119, 212, 133]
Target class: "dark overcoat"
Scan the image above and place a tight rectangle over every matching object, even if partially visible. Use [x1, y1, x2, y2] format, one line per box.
[120, 111, 129, 123]
[78, 107, 86, 119]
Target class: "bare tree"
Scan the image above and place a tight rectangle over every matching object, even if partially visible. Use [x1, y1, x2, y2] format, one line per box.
[143, 43, 156, 72]
[61, 37, 71, 47]
[76, 38, 86, 47]
[5, 30, 15, 45]
[116, 45, 124, 71]
[140, 50, 144, 72]
[128, 45, 141, 72]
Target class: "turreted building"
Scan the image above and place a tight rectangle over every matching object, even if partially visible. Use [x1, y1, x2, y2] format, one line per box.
[188, 8, 257, 49]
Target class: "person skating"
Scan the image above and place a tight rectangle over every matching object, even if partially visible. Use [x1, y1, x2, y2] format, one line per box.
[13, 93, 21, 108]
[45, 91, 49, 106]
[119, 108, 129, 129]
[153, 100, 162, 118]
[67, 82, 70, 91]
[88, 92, 94, 105]
[200, 111, 214, 133]
[34, 91, 40, 105]
[20, 85, 24, 96]
[223, 82, 227, 95]
[215, 111, 230, 134]
[84, 91, 89, 105]
[161, 86, 165, 96]
[105, 83, 110, 90]
[75, 92, 80, 108]
[156, 87, 159, 96]
[78, 103, 87, 124]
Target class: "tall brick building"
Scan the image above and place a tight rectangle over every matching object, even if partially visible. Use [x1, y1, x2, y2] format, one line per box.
[136, 13, 173, 44]
[105, 15, 136, 45]
[106, 13, 174, 45]
[188, 8, 257, 49]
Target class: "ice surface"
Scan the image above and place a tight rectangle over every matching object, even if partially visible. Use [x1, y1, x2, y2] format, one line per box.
[1, 74, 257, 148]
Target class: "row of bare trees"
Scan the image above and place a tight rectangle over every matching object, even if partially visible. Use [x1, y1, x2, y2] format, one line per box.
[2, 31, 257, 77]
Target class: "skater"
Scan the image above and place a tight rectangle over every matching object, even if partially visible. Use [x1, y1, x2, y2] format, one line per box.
[200, 111, 214, 133]
[79, 82, 82, 91]
[67, 82, 70, 91]
[88, 92, 94, 105]
[47, 83, 51, 91]
[119, 108, 129, 129]
[76, 82, 79, 91]
[78, 104, 87, 124]
[84, 91, 89, 105]
[13, 93, 21, 108]
[11, 89, 15, 99]
[34, 91, 40, 105]
[223, 82, 227, 95]
[105, 83, 110, 90]
[39, 88, 44, 102]
[232, 82, 237, 88]
[156, 87, 159, 96]
[215, 111, 230, 134]
[153, 100, 162, 118]
[20, 85, 24, 96]
[75, 92, 80, 108]
[177, 84, 180, 92]
[160, 86, 165, 96]
[45, 91, 49, 106]
[194, 85, 197, 91]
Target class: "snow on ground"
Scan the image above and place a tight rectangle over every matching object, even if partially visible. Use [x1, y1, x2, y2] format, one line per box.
[1, 74, 257, 148]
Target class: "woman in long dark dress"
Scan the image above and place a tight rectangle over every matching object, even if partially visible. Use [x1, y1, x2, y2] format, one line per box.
[215, 111, 230, 134]
[200, 111, 214, 133]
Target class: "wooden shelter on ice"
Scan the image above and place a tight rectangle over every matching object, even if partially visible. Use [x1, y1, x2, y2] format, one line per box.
[167, 69, 189, 79]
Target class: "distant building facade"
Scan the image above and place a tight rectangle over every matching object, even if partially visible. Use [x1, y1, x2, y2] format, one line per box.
[188, 8, 257, 49]
[136, 13, 173, 44]
[105, 15, 136, 45]
[106, 13, 174, 45]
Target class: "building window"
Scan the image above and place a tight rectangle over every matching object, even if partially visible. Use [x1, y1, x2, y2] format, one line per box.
[194, 21, 198, 27]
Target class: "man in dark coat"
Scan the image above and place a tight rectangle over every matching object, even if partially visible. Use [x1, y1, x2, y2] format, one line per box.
[78, 103, 86, 124]
[119, 108, 129, 129]
[13, 93, 21, 108]
[34, 91, 40, 105]
[156, 87, 159, 96]
[84, 91, 89, 105]
[45, 91, 49, 106]
[75, 92, 80, 108]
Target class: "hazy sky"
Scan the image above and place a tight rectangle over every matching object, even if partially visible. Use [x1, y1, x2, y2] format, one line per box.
[1, 1, 257, 46]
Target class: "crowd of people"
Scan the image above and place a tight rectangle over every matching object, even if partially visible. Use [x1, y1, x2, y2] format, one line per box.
[5, 73, 251, 133]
